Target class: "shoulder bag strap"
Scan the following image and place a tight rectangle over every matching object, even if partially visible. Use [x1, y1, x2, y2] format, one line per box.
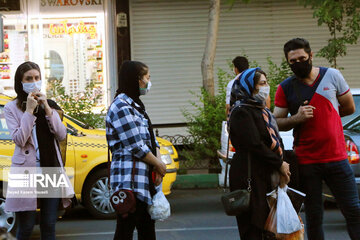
[107, 148, 111, 191]
[291, 78, 305, 146]
[224, 111, 251, 192]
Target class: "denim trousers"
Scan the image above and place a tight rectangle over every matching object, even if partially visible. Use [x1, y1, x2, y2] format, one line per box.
[114, 198, 156, 240]
[299, 160, 360, 240]
[16, 198, 60, 240]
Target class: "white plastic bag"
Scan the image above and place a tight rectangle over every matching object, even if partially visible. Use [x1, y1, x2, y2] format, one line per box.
[147, 184, 171, 221]
[220, 121, 235, 159]
[276, 186, 302, 234]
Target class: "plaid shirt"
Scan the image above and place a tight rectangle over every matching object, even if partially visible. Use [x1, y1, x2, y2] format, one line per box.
[106, 93, 159, 205]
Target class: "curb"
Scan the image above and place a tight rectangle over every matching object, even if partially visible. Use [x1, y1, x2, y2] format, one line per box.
[173, 174, 219, 189]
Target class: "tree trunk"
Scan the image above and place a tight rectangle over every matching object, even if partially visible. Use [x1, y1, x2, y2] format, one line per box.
[201, 0, 220, 97]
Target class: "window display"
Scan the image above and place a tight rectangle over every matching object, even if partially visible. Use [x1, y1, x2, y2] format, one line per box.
[0, 0, 109, 114]
[40, 17, 106, 110]
[0, 15, 28, 96]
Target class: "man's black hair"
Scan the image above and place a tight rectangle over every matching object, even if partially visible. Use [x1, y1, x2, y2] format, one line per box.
[283, 38, 312, 60]
[232, 56, 249, 73]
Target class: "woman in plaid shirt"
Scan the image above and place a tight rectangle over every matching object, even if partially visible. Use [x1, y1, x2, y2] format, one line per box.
[106, 61, 166, 240]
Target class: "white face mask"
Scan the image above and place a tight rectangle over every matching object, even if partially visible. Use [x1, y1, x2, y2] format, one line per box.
[254, 85, 270, 103]
[22, 80, 42, 94]
[140, 81, 152, 95]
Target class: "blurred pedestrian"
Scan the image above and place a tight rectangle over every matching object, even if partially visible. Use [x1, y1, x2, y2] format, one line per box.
[226, 56, 249, 117]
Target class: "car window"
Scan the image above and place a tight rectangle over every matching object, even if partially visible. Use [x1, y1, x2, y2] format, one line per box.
[64, 115, 89, 129]
[345, 118, 360, 132]
[0, 105, 11, 140]
[66, 122, 85, 137]
[342, 94, 360, 125]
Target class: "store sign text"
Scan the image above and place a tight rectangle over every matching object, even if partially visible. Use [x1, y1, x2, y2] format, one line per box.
[49, 21, 97, 39]
[41, 0, 102, 7]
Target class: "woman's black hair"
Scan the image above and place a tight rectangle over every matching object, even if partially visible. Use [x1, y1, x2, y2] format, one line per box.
[115, 60, 149, 107]
[14, 61, 41, 110]
[253, 69, 267, 89]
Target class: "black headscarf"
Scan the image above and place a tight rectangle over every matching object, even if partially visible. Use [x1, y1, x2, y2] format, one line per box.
[115, 61, 156, 196]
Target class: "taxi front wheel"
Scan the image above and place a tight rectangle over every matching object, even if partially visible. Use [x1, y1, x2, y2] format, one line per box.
[0, 197, 17, 236]
[83, 169, 116, 219]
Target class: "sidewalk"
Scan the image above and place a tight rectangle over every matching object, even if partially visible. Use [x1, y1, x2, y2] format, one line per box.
[173, 173, 219, 189]
[172, 159, 228, 189]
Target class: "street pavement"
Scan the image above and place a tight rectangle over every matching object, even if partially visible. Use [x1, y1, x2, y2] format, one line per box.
[29, 189, 350, 240]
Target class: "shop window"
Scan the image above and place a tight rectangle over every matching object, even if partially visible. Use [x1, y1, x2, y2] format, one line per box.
[48, 50, 64, 82]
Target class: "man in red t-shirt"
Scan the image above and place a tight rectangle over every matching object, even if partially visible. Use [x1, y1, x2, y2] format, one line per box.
[274, 38, 360, 240]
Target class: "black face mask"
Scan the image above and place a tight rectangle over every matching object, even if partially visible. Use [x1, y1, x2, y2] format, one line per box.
[290, 58, 312, 79]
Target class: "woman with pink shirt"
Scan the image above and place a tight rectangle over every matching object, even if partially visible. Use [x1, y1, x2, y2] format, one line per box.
[4, 61, 74, 240]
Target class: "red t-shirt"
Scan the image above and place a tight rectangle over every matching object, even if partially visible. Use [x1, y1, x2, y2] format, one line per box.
[275, 67, 349, 164]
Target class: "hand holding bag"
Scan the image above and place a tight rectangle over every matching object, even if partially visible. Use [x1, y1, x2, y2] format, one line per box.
[108, 148, 136, 218]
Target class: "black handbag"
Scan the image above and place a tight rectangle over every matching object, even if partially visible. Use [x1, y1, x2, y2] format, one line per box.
[221, 130, 251, 216]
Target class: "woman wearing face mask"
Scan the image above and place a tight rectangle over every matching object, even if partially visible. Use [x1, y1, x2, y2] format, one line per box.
[106, 61, 166, 240]
[4, 61, 74, 240]
[228, 68, 291, 240]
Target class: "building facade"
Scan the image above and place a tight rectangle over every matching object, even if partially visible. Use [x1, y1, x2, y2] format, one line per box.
[2, 0, 360, 137]
[126, 0, 360, 137]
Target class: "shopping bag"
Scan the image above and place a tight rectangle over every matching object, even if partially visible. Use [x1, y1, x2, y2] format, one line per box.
[277, 186, 302, 234]
[147, 184, 171, 221]
[286, 187, 306, 214]
[264, 187, 305, 240]
[264, 189, 278, 235]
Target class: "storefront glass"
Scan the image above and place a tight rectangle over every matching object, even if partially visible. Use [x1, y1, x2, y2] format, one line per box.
[0, 12, 28, 96]
[1, 0, 107, 112]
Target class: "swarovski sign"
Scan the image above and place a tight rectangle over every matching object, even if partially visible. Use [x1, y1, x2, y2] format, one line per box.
[40, 0, 103, 6]
[39, 0, 103, 13]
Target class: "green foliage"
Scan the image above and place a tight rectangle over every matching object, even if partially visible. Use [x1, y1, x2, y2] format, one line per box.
[47, 79, 105, 129]
[182, 55, 291, 170]
[300, 0, 360, 68]
[266, 57, 292, 110]
[181, 68, 228, 167]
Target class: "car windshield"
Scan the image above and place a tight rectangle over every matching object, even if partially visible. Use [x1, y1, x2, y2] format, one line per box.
[64, 115, 90, 129]
[342, 94, 360, 125]
[344, 116, 360, 132]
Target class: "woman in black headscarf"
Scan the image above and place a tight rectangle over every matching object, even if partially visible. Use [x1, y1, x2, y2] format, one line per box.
[228, 68, 291, 240]
[106, 61, 166, 240]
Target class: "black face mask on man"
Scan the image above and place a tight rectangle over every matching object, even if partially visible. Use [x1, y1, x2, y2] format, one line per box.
[290, 58, 312, 79]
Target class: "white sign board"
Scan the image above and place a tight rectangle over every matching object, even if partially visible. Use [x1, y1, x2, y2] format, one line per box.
[40, 0, 104, 13]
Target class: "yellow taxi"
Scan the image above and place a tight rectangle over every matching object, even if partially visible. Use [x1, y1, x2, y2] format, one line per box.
[63, 115, 180, 169]
[0, 95, 177, 220]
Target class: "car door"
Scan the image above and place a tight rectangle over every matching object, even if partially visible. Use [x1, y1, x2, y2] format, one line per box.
[0, 104, 15, 157]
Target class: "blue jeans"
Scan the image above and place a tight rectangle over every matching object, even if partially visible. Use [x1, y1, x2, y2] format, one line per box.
[16, 198, 60, 240]
[299, 160, 360, 240]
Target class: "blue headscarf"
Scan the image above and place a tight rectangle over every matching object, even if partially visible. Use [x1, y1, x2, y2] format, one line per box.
[229, 67, 264, 108]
